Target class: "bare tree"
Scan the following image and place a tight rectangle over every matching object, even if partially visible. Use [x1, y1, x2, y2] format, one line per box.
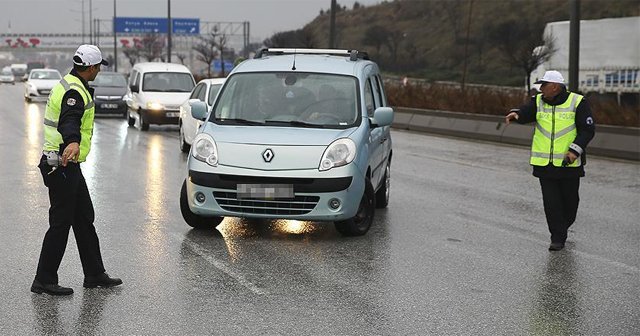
[216, 29, 228, 77]
[385, 29, 404, 63]
[139, 33, 164, 62]
[298, 27, 316, 48]
[490, 19, 556, 92]
[176, 53, 187, 65]
[193, 30, 218, 77]
[362, 25, 390, 57]
[122, 47, 139, 67]
[264, 31, 299, 48]
[439, 0, 466, 41]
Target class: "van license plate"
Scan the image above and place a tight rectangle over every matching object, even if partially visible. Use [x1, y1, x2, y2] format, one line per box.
[237, 184, 294, 199]
[166, 112, 179, 117]
[101, 103, 118, 109]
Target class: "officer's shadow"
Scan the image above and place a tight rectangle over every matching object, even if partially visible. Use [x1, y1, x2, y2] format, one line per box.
[31, 287, 122, 335]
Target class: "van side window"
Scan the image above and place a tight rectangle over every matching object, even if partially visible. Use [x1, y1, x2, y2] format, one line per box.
[133, 73, 140, 88]
[190, 84, 203, 100]
[364, 79, 375, 117]
[129, 70, 137, 86]
[371, 76, 383, 108]
[374, 75, 386, 107]
[197, 85, 207, 101]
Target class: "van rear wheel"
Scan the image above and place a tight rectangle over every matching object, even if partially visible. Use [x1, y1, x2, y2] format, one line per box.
[334, 179, 375, 236]
[180, 179, 223, 229]
[375, 162, 390, 208]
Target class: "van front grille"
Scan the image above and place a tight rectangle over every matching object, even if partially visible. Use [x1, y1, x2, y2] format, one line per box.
[213, 191, 319, 215]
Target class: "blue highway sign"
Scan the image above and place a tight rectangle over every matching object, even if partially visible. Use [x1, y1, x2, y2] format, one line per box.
[115, 17, 168, 34]
[115, 17, 200, 35]
[172, 18, 200, 34]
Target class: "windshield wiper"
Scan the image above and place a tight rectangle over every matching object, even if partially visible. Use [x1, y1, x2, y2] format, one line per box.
[215, 118, 266, 125]
[265, 120, 326, 128]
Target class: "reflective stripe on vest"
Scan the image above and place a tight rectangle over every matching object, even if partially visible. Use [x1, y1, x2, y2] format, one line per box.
[42, 74, 95, 162]
[530, 92, 583, 167]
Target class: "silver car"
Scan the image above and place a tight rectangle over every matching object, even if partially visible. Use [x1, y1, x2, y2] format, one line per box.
[24, 69, 62, 102]
[180, 48, 394, 236]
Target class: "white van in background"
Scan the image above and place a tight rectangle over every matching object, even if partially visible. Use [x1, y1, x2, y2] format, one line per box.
[125, 62, 195, 131]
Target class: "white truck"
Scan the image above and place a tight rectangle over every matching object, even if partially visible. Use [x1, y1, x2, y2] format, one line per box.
[531, 16, 640, 95]
[10, 63, 28, 81]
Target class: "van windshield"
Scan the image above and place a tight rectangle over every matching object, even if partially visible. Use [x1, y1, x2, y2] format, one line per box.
[142, 72, 194, 92]
[211, 72, 360, 129]
[30, 70, 61, 80]
[91, 73, 127, 87]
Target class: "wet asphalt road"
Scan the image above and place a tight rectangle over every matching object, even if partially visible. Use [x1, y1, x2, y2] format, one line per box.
[0, 84, 638, 335]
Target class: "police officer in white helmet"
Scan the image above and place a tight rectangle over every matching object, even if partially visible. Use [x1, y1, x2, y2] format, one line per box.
[32, 45, 122, 295]
[506, 70, 596, 251]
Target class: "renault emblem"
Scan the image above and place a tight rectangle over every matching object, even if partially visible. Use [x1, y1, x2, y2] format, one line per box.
[262, 149, 274, 162]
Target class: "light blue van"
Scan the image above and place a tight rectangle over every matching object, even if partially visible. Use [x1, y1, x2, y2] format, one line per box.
[180, 48, 393, 236]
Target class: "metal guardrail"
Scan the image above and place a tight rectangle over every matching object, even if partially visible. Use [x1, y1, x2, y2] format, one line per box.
[392, 107, 640, 161]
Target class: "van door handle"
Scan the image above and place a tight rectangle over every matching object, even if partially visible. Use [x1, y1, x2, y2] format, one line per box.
[379, 137, 387, 144]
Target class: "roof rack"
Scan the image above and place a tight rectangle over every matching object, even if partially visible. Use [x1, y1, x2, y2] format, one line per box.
[254, 48, 369, 61]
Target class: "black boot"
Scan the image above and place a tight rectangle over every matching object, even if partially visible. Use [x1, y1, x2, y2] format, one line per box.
[31, 280, 74, 296]
[83, 272, 123, 288]
[548, 242, 565, 251]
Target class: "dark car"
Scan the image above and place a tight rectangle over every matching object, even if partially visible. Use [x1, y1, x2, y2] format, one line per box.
[90, 72, 128, 117]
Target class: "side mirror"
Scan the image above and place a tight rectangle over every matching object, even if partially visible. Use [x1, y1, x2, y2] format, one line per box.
[370, 107, 394, 128]
[190, 100, 208, 121]
[130, 84, 139, 93]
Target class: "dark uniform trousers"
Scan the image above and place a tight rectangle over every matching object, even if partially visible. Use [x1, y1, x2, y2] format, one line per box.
[36, 155, 105, 284]
[539, 177, 580, 244]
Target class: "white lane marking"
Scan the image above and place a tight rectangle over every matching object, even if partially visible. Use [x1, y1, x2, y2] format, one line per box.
[173, 233, 267, 295]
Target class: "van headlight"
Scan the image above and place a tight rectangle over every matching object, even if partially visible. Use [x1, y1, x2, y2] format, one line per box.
[147, 102, 164, 110]
[319, 138, 356, 171]
[192, 133, 218, 166]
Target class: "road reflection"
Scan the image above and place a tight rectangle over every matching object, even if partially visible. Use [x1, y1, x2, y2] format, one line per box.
[74, 288, 122, 334]
[30, 294, 70, 335]
[140, 134, 170, 273]
[178, 215, 392, 332]
[529, 252, 583, 335]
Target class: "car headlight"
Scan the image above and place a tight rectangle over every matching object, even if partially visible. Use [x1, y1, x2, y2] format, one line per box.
[319, 138, 356, 171]
[192, 133, 218, 166]
[147, 102, 164, 110]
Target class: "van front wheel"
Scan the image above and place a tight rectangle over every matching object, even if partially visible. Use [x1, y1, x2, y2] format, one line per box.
[334, 179, 375, 236]
[140, 110, 150, 131]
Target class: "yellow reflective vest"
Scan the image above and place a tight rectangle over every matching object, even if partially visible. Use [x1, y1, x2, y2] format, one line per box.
[42, 74, 95, 162]
[530, 92, 583, 167]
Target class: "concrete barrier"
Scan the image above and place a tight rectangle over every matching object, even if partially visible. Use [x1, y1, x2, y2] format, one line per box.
[392, 107, 640, 161]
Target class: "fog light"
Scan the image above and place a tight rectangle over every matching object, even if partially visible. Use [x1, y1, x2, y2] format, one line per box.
[328, 198, 341, 210]
[195, 192, 206, 203]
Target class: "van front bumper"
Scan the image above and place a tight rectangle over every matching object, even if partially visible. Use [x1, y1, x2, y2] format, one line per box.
[185, 165, 366, 222]
[141, 108, 180, 125]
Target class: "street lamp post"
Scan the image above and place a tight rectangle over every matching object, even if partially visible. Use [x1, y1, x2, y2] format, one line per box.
[113, 0, 118, 72]
[329, 0, 336, 48]
[167, 0, 172, 63]
[89, 0, 93, 44]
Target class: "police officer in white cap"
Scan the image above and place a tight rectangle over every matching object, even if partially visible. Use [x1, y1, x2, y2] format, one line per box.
[505, 70, 595, 251]
[32, 44, 122, 295]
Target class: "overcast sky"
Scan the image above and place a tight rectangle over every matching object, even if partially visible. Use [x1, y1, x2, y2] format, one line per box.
[0, 0, 382, 42]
